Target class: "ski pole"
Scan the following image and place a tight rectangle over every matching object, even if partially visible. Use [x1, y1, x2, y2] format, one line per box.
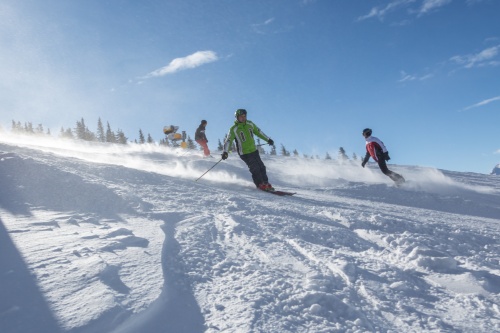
[195, 158, 223, 181]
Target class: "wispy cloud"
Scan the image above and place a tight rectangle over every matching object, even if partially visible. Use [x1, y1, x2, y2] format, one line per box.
[143, 51, 218, 79]
[418, 0, 452, 16]
[251, 18, 275, 34]
[358, 0, 453, 22]
[398, 70, 433, 82]
[357, 0, 416, 22]
[450, 45, 500, 69]
[461, 96, 500, 112]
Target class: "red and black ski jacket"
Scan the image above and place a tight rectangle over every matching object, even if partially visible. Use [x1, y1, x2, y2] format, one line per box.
[362, 136, 388, 163]
[195, 125, 208, 142]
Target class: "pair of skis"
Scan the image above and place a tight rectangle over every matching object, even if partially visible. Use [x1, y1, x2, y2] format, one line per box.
[260, 189, 296, 196]
[195, 158, 296, 196]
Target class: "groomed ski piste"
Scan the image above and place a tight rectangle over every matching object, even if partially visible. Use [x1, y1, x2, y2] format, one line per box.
[1, 132, 500, 333]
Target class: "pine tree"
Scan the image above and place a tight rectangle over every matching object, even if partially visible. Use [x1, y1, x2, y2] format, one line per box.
[106, 122, 116, 143]
[86, 130, 96, 141]
[11, 120, 21, 132]
[66, 128, 74, 139]
[97, 118, 105, 142]
[217, 139, 223, 151]
[338, 147, 348, 161]
[25, 122, 34, 134]
[75, 118, 86, 140]
[293, 149, 299, 157]
[352, 153, 358, 161]
[138, 129, 145, 144]
[60, 127, 74, 139]
[325, 152, 332, 160]
[36, 124, 44, 134]
[147, 133, 154, 144]
[116, 129, 128, 144]
[270, 145, 277, 156]
[280, 144, 290, 156]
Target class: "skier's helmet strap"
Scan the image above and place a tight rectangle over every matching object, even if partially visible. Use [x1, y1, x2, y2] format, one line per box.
[235, 109, 247, 118]
[362, 128, 372, 137]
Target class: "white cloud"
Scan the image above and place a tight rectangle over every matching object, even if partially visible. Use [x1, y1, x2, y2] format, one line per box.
[357, 0, 416, 21]
[461, 96, 500, 112]
[398, 70, 433, 82]
[450, 45, 500, 69]
[419, 0, 452, 16]
[358, 0, 453, 22]
[251, 18, 275, 34]
[144, 51, 218, 78]
[399, 71, 417, 82]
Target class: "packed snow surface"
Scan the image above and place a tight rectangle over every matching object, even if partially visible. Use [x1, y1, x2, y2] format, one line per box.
[1, 133, 500, 333]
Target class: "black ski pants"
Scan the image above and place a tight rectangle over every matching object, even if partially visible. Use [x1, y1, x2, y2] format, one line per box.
[378, 159, 404, 183]
[239, 150, 268, 187]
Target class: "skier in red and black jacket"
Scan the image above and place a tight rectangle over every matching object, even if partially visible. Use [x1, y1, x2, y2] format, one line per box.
[361, 128, 405, 185]
[195, 120, 211, 157]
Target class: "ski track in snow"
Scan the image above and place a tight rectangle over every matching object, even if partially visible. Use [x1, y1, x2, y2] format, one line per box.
[1, 134, 500, 333]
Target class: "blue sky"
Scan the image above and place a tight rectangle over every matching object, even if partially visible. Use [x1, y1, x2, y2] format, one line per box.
[1, 0, 499, 174]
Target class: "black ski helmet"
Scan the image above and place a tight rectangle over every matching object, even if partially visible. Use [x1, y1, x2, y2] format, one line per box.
[201, 120, 207, 125]
[235, 108, 247, 118]
[362, 128, 372, 137]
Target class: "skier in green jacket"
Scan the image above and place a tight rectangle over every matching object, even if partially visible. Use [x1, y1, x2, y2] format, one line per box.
[222, 109, 275, 191]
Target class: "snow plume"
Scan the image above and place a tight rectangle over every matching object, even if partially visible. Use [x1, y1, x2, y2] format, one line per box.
[264, 154, 495, 196]
[0, 132, 242, 183]
[402, 166, 497, 194]
[143, 51, 218, 78]
[266, 157, 388, 187]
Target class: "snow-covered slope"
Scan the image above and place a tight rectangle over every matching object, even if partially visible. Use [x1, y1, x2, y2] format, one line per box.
[1, 133, 500, 333]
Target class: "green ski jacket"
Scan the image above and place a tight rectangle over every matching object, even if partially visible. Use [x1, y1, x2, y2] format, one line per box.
[223, 120, 270, 156]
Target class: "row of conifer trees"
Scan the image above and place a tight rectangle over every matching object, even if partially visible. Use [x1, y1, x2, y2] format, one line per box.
[9, 118, 357, 160]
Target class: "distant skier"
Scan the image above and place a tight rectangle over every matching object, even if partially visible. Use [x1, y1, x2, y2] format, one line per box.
[221, 109, 275, 191]
[195, 120, 211, 157]
[361, 128, 405, 185]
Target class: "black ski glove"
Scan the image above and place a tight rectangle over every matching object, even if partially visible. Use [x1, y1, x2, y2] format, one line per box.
[361, 161, 366, 168]
[221, 152, 228, 160]
[268, 139, 274, 146]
